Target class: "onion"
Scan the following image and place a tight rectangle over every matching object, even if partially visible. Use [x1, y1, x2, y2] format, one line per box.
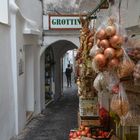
[81, 36, 86, 42]
[109, 35, 123, 49]
[88, 32, 94, 37]
[96, 29, 106, 40]
[115, 48, 124, 58]
[99, 39, 110, 49]
[108, 58, 119, 68]
[87, 32, 94, 41]
[94, 53, 106, 67]
[104, 47, 116, 59]
[82, 28, 90, 34]
[88, 42, 93, 49]
[105, 25, 116, 37]
[88, 36, 94, 43]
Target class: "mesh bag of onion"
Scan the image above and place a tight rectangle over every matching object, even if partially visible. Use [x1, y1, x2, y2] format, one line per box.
[110, 83, 129, 121]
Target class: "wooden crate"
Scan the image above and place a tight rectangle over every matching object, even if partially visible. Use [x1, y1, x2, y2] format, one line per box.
[79, 97, 99, 117]
[78, 112, 100, 127]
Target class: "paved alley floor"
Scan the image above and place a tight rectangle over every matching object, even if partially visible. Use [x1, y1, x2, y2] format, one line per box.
[17, 85, 78, 140]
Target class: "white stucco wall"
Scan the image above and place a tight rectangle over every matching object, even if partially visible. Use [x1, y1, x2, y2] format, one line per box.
[18, 0, 43, 114]
[16, 0, 42, 30]
[33, 45, 41, 114]
[15, 16, 42, 136]
[41, 35, 80, 55]
[24, 45, 35, 112]
[16, 13, 26, 133]
[121, 0, 140, 28]
[45, 35, 80, 47]
[0, 24, 15, 140]
[4, 0, 43, 136]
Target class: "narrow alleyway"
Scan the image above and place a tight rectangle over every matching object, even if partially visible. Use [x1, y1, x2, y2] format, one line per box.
[18, 82, 78, 140]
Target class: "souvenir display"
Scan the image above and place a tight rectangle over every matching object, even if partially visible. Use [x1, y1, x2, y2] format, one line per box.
[72, 1, 140, 140]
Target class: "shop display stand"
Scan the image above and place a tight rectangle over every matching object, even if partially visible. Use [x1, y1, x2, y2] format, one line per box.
[75, 1, 112, 139]
[75, 0, 140, 139]
[78, 112, 100, 127]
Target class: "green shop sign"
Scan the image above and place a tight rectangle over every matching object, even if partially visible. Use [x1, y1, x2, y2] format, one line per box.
[49, 15, 83, 30]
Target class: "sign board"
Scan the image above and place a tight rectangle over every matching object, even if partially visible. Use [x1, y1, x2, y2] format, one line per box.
[49, 15, 82, 30]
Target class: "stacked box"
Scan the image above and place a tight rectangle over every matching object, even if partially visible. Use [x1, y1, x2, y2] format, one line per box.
[79, 97, 99, 117]
[78, 112, 101, 127]
[79, 117, 101, 127]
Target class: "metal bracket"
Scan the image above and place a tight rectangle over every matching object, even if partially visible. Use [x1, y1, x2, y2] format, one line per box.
[86, 0, 108, 20]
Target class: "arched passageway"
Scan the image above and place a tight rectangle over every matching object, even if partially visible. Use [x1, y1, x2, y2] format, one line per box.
[40, 40, 78, 108]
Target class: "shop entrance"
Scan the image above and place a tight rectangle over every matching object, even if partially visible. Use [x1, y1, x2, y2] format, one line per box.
[44, 47, 54, 105]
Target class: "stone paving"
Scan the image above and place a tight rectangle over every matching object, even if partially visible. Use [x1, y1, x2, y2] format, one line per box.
[17, 85, 79, 140]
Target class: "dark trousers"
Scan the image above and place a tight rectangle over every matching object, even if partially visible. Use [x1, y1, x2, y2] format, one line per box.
[66, 76, 71, 87]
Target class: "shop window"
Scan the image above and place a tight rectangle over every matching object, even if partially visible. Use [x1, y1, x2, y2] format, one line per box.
[45, 47, 54, 104]
[0, 0, 9, 24]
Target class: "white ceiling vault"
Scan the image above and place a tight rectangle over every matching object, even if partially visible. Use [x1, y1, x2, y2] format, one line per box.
[43, 0, 100, 15]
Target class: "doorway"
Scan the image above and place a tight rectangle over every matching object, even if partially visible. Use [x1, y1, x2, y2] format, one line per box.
[44, 47, 54, 106]
[63, 49, 77, 90]
[40, 40, 78, 105]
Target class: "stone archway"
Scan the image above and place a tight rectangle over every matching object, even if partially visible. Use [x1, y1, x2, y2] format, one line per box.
[40, 40, 78, 109]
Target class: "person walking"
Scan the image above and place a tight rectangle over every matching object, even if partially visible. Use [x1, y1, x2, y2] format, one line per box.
[65, 64, 73, 87]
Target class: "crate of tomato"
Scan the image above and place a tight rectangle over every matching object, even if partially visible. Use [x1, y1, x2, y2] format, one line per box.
[69, 125, 112, 140]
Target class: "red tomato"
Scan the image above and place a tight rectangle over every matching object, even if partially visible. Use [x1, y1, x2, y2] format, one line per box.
[98, 135, 103, 138]
[80, 125, 85, 131]
[69, 132, 73, 138]
[72, 132, 77, 138]
[84, 127, 90, 133]
[76, 131, 81, 136]
[87, 133, 92, 138]
[81, 131, 87, 136]
[103, 131, 109, 137]
[99, 130, 103, 136]
[78, 135, 81, 139]
[92, 135, 97, 138]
